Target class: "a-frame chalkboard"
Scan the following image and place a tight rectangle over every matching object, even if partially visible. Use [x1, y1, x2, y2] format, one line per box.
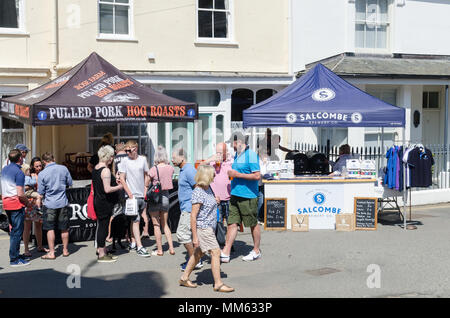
[264, 198, 287, 231]
[354, 197, 378, 230]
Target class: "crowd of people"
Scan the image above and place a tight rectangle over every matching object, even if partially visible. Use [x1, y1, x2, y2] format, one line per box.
[1, 130, 280, 292]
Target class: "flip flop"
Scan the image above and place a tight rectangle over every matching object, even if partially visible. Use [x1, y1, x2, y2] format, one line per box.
[37, 248, 49, 253]
[169, 250, 176, 255]
[41, 254, 56, 260]
[23, 252, 32, 258]
[151, 250, 163, 256]
[63, 252, 70, 257]
[179, 279, 197, 288]
[213, 284, 235, 293]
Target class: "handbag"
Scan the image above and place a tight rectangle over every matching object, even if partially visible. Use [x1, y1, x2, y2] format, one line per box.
[124, 197, 138, 216]
[87, 182, 97, 221]
[210, 187, 227, 246]
[146, 166, 162, 204]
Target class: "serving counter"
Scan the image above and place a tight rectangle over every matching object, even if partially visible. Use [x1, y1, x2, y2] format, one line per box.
[263, 176, 377, 230]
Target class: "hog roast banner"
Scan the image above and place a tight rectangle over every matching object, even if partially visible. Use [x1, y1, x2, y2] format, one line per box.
[0, 52, 198, 126]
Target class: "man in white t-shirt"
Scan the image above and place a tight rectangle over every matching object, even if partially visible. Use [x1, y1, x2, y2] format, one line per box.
[119, 140, 151, 258]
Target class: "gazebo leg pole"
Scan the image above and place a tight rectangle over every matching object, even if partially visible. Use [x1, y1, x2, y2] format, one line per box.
[403, 127, 407, 230]
[32, 125, 37, 158]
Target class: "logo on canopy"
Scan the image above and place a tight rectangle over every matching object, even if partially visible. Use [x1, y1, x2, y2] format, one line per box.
[286, 113, 297, 124]
[312, 88, 336, 102]
[351, 112, 363, 124]
[313, 193, 326, 205]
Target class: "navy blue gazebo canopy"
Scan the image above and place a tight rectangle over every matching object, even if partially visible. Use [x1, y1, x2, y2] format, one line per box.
[243, 63, 405, 128]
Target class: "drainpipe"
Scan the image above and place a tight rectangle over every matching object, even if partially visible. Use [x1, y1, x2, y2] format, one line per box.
[51, 0, 59, 162]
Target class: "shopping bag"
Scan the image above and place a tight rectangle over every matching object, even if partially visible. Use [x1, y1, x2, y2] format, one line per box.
[87, 183, 97, 221]
[291, 214, 308, 232]
[124, 198, 138, 216]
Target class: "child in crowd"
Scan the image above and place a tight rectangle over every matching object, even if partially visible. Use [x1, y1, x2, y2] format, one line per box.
[21, 164, 42, 213]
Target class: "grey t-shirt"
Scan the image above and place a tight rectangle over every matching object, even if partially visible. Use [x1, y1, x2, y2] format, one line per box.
[118, 155, 149, 198]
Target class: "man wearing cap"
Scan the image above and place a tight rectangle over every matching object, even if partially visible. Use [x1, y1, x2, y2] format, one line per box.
[3, 144, 29, 168]
[221, 131, 262, 263]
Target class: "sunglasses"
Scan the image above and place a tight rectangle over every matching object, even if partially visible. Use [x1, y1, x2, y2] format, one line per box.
[125, 147, 136, 153]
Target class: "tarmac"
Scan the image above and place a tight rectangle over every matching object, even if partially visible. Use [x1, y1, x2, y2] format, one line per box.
[1, 203, 450, 298]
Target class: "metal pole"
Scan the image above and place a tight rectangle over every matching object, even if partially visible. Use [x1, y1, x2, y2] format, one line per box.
[445, 85, 449, 171]
[403, 127, 407, 230]
[32, 125, 36, 158]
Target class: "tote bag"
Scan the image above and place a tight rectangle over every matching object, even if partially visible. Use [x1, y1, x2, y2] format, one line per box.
[124, 198, 138, 216]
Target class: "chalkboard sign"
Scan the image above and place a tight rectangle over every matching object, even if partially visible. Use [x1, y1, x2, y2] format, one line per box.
[264, 198, 287, 231]
[354, 197, 378, 230]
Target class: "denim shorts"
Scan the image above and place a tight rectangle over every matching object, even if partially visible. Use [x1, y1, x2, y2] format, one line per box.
[147, 191, 170, 213]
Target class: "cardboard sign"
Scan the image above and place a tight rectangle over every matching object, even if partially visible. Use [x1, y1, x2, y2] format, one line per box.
[264, 198, 287, 231]
[291, 214, 309, 232]
[335, 214, 355, 231]
[354, 197, 378, 230]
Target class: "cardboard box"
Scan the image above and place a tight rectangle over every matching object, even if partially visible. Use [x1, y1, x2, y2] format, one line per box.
[291, 214, 309, 232]
[335, 214, 355, 231]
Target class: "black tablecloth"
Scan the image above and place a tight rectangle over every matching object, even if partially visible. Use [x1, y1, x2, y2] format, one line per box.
[43, 181, 180, 243]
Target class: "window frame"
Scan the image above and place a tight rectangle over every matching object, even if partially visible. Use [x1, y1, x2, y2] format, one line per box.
[423, 91, 440, 110]
[354, 0, 391, 53]
[97, 0, 135, 41]
[0, 0, 27, 35]
[195, 0, 236, 45]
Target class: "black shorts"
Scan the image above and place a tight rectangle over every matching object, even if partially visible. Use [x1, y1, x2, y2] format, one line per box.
[43, 206, 70, 231]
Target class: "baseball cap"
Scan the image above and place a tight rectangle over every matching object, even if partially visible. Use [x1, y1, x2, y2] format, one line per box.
[15, 144, 29, 152]
[226, 131, 247, 144]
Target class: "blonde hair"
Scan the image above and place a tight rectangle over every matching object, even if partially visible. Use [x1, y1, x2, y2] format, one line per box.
[21, 163, 30, 174]
[125, 140, 138, 148]
[194, 165, 215, 187]
[115, 142, 126, 152]
[154, 145, 168, 164]
[98, 145, 115, 163]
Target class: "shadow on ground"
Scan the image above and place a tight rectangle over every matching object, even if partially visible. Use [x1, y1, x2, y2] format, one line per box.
[0, 269, 166, 298]
[378, 210, 424, 227]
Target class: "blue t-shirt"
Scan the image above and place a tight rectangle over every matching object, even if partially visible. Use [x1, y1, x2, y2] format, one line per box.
[178, 163, 197, 213]
[231, 147, 260, 199]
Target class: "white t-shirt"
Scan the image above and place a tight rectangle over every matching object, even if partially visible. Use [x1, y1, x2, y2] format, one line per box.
[118, 155, 149, 198]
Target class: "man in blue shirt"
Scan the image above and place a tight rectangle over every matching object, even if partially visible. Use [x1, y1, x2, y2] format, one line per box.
[38, 152, 73, 260]
[221, 131, 262, 263]
[172, 148, 203, 271]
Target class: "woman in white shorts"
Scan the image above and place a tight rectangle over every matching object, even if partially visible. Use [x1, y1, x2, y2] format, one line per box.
[178, 165, 234, 293]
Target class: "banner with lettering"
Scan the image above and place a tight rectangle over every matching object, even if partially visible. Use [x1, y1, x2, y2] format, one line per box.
[0, 52, 198, 126]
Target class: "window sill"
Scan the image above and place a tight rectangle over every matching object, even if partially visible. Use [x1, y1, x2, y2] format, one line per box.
[354, 48, 391, 55]
[96, 35, 138, 43]
[0, 29, 29, 37]
[194, 40, 239, 48]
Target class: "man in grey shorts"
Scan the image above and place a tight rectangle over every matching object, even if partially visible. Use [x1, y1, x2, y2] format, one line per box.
[119, 140, 150, 257]
[172, 148, 203, 271]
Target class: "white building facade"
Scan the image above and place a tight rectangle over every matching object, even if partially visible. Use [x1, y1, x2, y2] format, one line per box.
[290, 0, 450, 152]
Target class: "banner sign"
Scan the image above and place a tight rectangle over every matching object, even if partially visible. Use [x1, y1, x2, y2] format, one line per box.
[0, 52, 198, 126]
[295, 184, 344, 229]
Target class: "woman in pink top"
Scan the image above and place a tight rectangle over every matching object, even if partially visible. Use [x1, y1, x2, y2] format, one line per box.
[147, 146, 175, 256]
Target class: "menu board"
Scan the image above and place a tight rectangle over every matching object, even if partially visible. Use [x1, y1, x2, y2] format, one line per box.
[354, 197, 378, 230]
[264, 198, 287, 231]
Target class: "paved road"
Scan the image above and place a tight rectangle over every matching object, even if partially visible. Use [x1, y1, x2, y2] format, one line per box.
[1, 203, 450, 298]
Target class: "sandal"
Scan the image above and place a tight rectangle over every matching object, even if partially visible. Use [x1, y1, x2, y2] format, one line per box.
[169, 250, 176, 255]
[213, 284, 234, 293]
[151, 250, 164, 256]
[179, 278, 197, 288]
[23, 252, 32, 258]
[41, 254, 56, 260]
[37, 247, 49, 253]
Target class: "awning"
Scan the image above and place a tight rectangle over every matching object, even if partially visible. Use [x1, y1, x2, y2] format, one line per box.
[0, 52, 198, 126]
[243, 63, 405, 128]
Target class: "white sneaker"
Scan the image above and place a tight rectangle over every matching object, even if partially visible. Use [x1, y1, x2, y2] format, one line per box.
[242, 250, 261, 262]
[220, 252, 230, 263]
